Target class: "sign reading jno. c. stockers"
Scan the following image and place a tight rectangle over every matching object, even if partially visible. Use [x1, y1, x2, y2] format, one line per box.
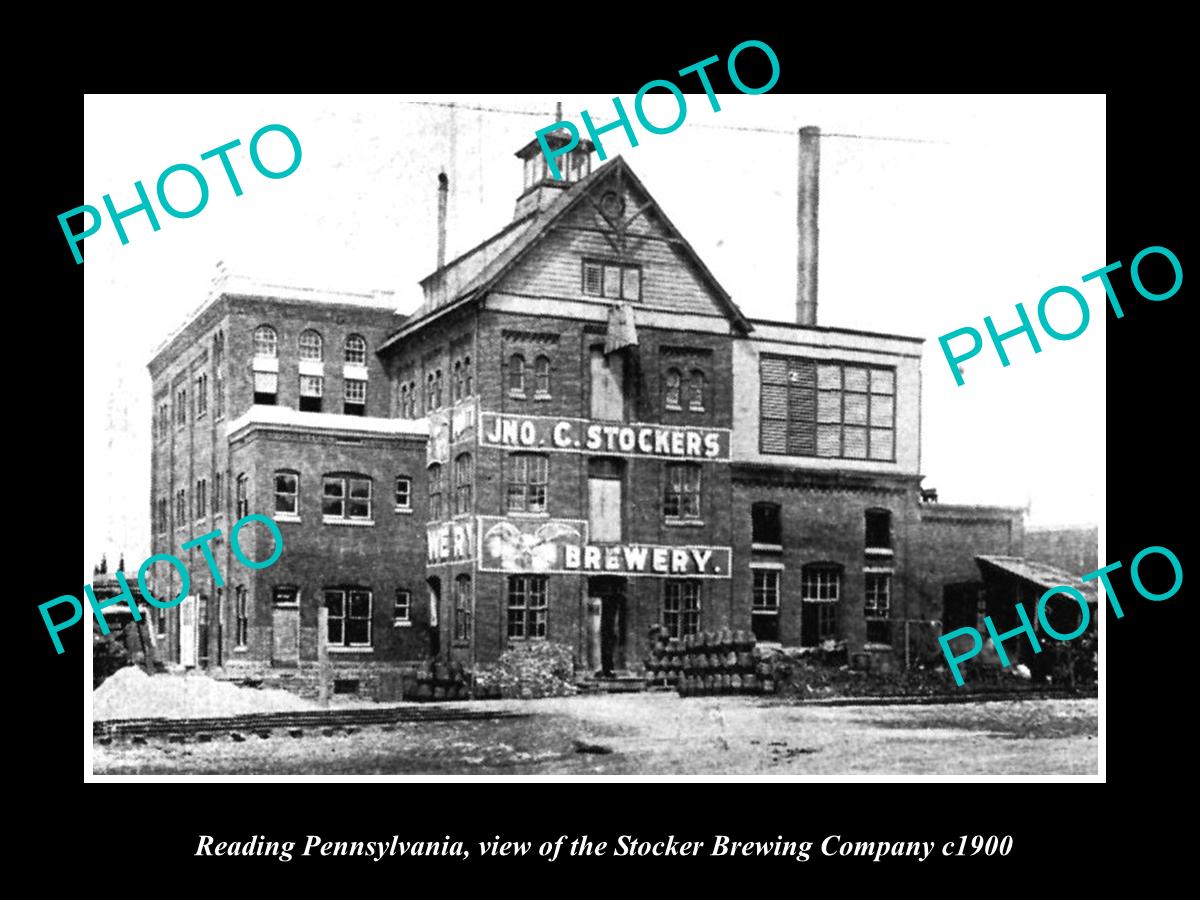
[479, 412, 730, 461]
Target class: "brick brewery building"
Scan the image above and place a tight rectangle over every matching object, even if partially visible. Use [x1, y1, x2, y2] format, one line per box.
[146, 128, 1031, 696]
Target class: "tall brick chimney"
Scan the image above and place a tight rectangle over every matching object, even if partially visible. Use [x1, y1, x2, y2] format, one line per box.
[796, 125, 820, 326]
[436, 172, 449, 270]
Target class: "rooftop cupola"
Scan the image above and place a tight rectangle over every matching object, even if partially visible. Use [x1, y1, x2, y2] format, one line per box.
[513, 127, 594, 219]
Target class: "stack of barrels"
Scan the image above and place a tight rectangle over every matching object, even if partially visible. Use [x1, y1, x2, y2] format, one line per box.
[643, 627, 685, 688]
[676, 629, 766, 696]
[402, 659, 473, 701]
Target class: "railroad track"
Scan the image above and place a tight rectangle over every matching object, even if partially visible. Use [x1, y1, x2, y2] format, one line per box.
[94, 705, 530, 743]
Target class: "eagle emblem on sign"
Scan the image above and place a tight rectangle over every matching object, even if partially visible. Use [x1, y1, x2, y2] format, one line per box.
[483, 521, 581, 571]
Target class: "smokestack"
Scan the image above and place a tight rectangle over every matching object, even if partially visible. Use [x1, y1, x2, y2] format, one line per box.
[796, 125, 820, 326]
[436, 172, 449, 269]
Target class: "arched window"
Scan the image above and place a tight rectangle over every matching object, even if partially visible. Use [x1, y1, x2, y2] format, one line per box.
[253, 325, 277, 358]
[454, 574, 473, 643]
[344, 334, 367, 365]
[664, 368, 682, 410]
[299, 329, 323, 361]
[399, 383, 409, 418]
[865, 508, 892, 550]
[462, 356, 473, 397]
[534, 355, 551, 397]
[508, 354, 526, 396]
[428, 463, 443, 520]
[800, 563, 843, 647]
[426, 372, 438, 412]
[688, 369, 706, 411]
[454, 452, 472, 514]
[751, 501, 782, 546]
[452, 360, 462, 402]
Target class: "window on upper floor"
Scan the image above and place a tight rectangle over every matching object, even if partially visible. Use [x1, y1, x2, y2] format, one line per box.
[345, 334, 367, 365]
[323, 474, 372, 522]
[395, 476, 412, 512]
[507, 453, 548, 514]
[300, 374, 323, 412]
[751, 502, 782, 547]
[195, 373, 208, 418]
[235, 473, 248, 518]
[427, 463, 442, 521]
[534, 355, 551, 398]
[275, 470, 299, 518]
[454, 453, 472, 515]
[394, 589, 412, 626]
[254, 325, 277, 358]
[866, 509, 892, 550]
[508, 354, 526, 397]
[688, 369, 706, 412]
[761, 357, 896, 460]
[253, 371, 277, 405]
[452, 360, 462, 403]
[462, 356, 473, 398]
[175, 388, 188, 426]
[583, 260, 641, 301]
[663, 463, 701, 520]
[399, 382, 410, 419]
[214, 473, 223, 516]
[196, 478, 207, 518]
[664, 368, 682, 410]
[344, 379, 366, 416]
[299, 329, 323, 361]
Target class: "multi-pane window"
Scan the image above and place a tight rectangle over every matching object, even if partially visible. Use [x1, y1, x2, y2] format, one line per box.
[865, 572, 892, 645]
[176, 388, 187, 426]
[299, 329, 323, 361]
[344, 378, 366, 415]
[801, 565, 841, 647]
[253, 325, 277, 358]
[507, 575, 548, 639]
[454, 453, 472, 514]
[664, 368, 682, 409]
[583, 260, 641, 301]
[663, 580, 701, 639]
[344, 334, 367, 365]
[196, 478, 207, 518]
[751, 569, 781, 642]
[299, 374, 323, 412]
[425, 370, 442, 411]
[395, 476, 411, 511]
[760, 357, 895, 460]
[508, 354, 526, 396]
[323, 475, 372, 521]
[427, 464, 442, 520]
[454, 574, 472, 643]
[235, 586, 248, 647]
[235, 474, 248, 518]
[195, 373, 208, 418]
[325, 588, 372, 647]
[393, 589, 411, 625]
[663, 463, 701, 519]
[507, 453, 548, 513]
[275, 471, 299, 516]
[688, 369, 706, 411]
[534, 355, 551, 397]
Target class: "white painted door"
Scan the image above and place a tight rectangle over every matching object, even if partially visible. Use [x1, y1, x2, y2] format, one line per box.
[589, 477, 622, 543]
[590, 347, 625, 421]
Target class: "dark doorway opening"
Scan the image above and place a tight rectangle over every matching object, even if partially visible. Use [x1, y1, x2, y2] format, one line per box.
[589, 576, 627, 675]
[942, 581, 983, 633]
[427, 577, 442, 658]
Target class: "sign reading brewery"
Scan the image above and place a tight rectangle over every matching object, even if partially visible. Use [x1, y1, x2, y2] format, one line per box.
[427, 519, 475, 565]
[477, 516, 731, 578]
[478, 412, 730, 461]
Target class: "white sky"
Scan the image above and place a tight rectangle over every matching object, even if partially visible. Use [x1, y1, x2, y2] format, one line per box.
[83, 93, 1105, 573]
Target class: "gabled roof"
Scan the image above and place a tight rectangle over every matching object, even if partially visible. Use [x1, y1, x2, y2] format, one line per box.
[381, 156, 752, 351]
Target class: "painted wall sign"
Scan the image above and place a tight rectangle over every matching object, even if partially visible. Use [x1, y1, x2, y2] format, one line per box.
[476, 516, 730, 578]
[478, 411, 730, 461]
[427, 519, 475, 565]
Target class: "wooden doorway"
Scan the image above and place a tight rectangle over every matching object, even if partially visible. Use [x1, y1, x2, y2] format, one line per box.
[589, 576, 627, 675]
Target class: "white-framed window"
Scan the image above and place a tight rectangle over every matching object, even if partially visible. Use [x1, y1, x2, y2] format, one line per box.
[507, 453, 548, 513]
[394, 589, 411, 626]
[865, 572, 892, 645]
[299, 329, 323, 361]
[325, 588, 372, 647]
[344, 334, 367, 365]
[663, 579, 701, 639]
[274, 471, 299, 517]
[300, 374, 323, 412]
[583, 259, 641, 301]
[507, 575, 547, 639]
[752, 568, 781, 642]
[395, 476, 412, 511]
[323, 474, 372, 521]
[344, 378, 366, 415]
[253, 371, 277, 405]
[254, 325, 278, 358]
[664, 463, 701, 519]
[801, 564, 841, 647]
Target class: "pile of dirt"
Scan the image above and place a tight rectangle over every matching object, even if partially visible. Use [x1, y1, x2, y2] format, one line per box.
[474, 642, 577, 699]
[92, 666, 316, 721]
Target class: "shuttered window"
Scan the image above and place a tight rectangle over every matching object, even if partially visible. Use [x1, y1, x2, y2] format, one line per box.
[760, 356, 895, 460]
